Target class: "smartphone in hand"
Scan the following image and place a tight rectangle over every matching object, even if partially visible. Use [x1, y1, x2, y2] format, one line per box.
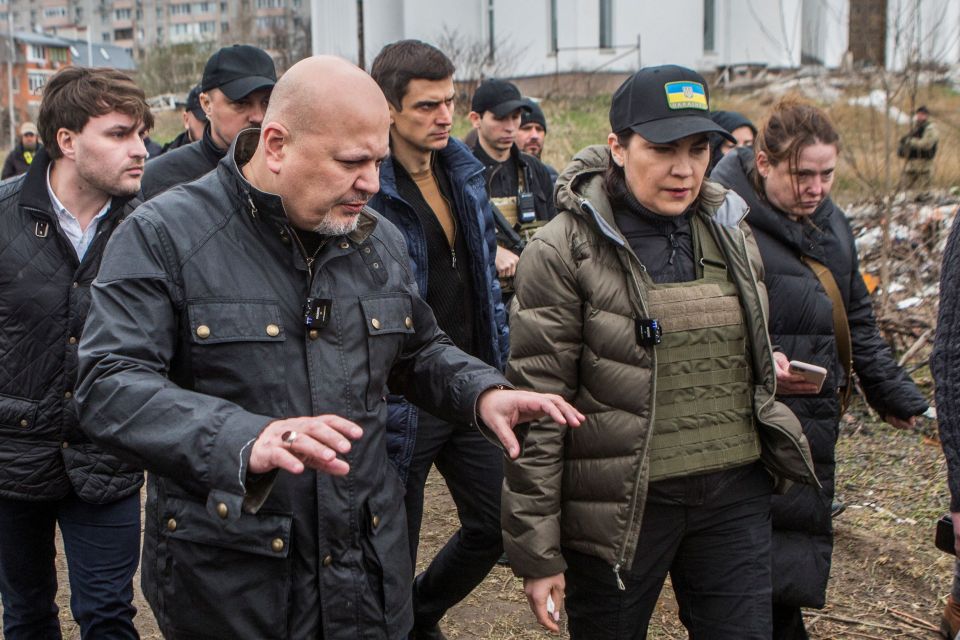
[788, 360, 827, 393]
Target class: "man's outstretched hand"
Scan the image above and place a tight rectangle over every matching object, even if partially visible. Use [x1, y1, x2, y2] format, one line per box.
[477, 388, 584, 459]
[249, 415, 363, 476]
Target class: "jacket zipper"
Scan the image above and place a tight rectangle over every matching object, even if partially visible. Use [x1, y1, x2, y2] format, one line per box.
[733, 227, 820, 486]
[580, 197, 656, 591]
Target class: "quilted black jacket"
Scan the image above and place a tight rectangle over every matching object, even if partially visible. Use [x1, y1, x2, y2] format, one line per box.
[0, 148, 143, 503]
[713, 148, 927, 607]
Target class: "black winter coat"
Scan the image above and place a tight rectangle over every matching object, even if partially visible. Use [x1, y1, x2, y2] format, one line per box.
[76, 130, 510, 639]
[140, 124, 225, 199]
[0, 148, 143, 503]
[713, 148, 927, 607]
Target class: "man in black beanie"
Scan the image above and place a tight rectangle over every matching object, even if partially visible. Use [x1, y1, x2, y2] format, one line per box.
[516, 98, 558, 182]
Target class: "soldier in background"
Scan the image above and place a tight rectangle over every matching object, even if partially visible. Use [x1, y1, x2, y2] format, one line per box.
[466, 79, 555, 298]
[898, 105, 939, 198]
[158, 85, 207, 155]
[516, 98, 558, 182]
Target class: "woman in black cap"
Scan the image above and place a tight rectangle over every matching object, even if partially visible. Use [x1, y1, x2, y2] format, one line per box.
[711, 97, 927, 639]
[708, 110, 756, 174]
[501, 65, 818, 639]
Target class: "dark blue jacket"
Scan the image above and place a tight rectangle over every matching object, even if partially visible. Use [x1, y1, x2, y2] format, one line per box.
[369, 138, 508, 478]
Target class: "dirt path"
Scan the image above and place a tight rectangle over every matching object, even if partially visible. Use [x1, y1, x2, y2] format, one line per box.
[8, 414, 951, 639]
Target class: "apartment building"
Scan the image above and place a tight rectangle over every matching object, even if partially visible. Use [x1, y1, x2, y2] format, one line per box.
[0, 0, 309, 58]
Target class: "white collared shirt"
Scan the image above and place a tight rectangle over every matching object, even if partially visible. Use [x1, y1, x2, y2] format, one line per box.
[46, 164, 111, 261]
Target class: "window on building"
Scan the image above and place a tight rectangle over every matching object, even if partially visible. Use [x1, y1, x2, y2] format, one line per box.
[49, 47, 67, 62]
[114, 8, 131, 20]
[219, 1, 226, 11]
[256, 0, 283, 8]
[199, 20, 215, 34]
[599, 0, 612, 49]
[26, 44, 45, 62]
[220, 20, 228, 32]
[114, 28, 133, 40]
[196, 2, 212, 13]
[28, 71, 48, 95]
[135, 8, 141, 19]
[255, 15, 284, 30]
[137, 27, 143, 39]
[703, 0, 716, 52]
[74, 6, 82, 20]
[11, 75, 18, 92]
[102, 31, 111, 41]
[549, 0, 558, 54]
[170, 3, 191, 15]
[43, 6, 67, 19]
[156, 25, 163, 37]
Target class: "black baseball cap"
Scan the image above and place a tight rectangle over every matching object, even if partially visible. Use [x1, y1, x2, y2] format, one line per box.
[201, 45, 276, 101]
[520, 98, 547, 132]
[472, 79, 531, 118]
[184, 85, 207, 122]
[610, 65, 734, 144]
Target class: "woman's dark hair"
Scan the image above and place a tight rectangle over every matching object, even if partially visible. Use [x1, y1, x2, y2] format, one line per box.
[751, 97, 840, 197]
[602, 129, 634, 209]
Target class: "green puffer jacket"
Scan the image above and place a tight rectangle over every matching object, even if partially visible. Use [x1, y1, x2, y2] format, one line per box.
[502, 145, 818, 581]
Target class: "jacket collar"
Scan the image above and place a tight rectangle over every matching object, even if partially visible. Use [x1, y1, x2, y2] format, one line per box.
[379, 136, 483, 201]
[220, 128, 378, 244]
[18, 147, 137, 221]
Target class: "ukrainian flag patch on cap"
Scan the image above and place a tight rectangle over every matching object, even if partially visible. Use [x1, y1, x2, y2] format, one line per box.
[664, 81, 708, 110]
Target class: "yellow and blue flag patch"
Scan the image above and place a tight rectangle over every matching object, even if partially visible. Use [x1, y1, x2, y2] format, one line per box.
[664, 81, 708, 111]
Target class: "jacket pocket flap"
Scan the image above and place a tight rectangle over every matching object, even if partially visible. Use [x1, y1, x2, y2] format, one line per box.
[164, 496, 293, 558]
[187, 300, 285, 344]
[0, 393, 39, 429]
[360, 293, 415, 336]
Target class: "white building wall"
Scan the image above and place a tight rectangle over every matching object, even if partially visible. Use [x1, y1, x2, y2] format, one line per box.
[310, 0, 958, 75]
[886, 0, 960, 69]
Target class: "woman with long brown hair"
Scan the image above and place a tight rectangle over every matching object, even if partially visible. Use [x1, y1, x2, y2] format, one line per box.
[712, 98, 928, 638]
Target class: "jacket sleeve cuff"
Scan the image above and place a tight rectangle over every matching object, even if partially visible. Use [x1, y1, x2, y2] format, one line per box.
[503, 539, 568, 579]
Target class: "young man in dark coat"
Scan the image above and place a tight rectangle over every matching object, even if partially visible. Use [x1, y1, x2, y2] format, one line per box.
[0, 66, 152, 639]
[140, 44, 275, 198]
[368, 40, 508, 640]
[76, 55, 581, 640]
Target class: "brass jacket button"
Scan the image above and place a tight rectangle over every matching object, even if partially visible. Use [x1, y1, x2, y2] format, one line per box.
[322, 554, 333, 567]
[68, 336, 77, 345]
[196, 325, 211, 339]
[266, 324, 280, 337]
[371, 318, 381, 330]
[166, 518, 177, 532]
[271, 538, 284, 553]
[308, 329, 319, 340]
[404, 317, 413, 329]
[60, 441, 69, 449]
[63, 391, 72, 399]
[371, 514, 380, 529]
[339, 241, 350, 249]
[216, 503, 228, 519]
[19, 419, 27, 427]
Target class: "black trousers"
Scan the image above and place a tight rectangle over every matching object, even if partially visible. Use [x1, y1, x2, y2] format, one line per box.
[564, 463, 774, 640]
[403, 410, 504, 629]
[0, 491, 140, 640]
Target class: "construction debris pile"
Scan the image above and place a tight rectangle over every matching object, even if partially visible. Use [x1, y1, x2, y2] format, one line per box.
[846, 191, 960, 372]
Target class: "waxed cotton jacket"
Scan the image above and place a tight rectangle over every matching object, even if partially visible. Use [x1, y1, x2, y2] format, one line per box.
[0, 148, 143, 503]
[713, 148, 928, 607]
[76, 130, 510, 639]
[369, 138, 508, 479]
[502, 146, 817, 580]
